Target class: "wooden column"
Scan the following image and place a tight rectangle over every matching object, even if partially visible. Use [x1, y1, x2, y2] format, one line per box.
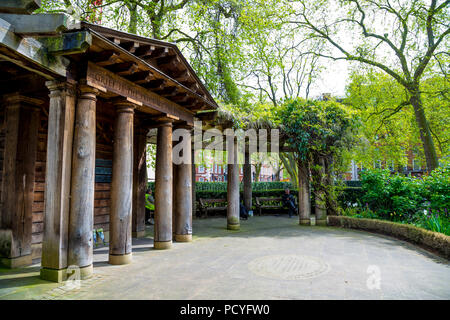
[173, 126, 192, 242]
[68, 84, 98, 279]
[109, 101, 135, 264]
[41, 81, 76, 282]
[191, 145, 196, 217]
[298, 161, 311, 225]
[132, 124, 148, 238]
[154, 122, 173, 249]
[227, 139, 240, 230]
[0, 94, 42, 268]
[315, 156, 327, 226]
[243, 151, 252, 211]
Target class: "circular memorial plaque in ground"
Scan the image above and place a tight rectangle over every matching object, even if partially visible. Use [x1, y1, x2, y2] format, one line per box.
[248, 255, 330, 280]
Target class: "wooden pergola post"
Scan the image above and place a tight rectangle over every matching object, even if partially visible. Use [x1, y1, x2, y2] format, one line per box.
[191, 145, 196, 217]
[109, 101, 135, 264]
[41, 81, 76, 282]
[298, 161, 311, 225]
[227, 139, 240, 230]
[132, 124, 148, 238]
[243, 151, 252, 212]
[154, 121, 173, 249]
[0, 94, 42, 268]
[68, 83, 98, 279]
[173, 126, 192, 242]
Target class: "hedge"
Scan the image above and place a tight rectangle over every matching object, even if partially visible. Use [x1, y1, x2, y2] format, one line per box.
[328, 216, 450, 260]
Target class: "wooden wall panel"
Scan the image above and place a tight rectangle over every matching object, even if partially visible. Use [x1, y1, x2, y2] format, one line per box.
[94, 100, 114, 231]
[31, 105, 48, 257]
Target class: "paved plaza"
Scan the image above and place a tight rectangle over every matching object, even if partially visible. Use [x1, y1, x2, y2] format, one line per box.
[0, 215, 449, 300]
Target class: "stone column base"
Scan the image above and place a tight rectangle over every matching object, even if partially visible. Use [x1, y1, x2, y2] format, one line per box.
[299, 219, 311, 225]
[227, 224, 240, 231]
[154, 241, 172, 250]
[316, 219, 327, 226]
[78, 264, 94, 279]
[132, 230, 146, 238]
[40, 267, 67, 283]
[109, 253, 132, 265]
[174, 234, 192, 242]
[1, 254, 32, 268]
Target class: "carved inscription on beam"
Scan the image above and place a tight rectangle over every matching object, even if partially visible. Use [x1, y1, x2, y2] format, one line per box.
[86, 61, 193, 125]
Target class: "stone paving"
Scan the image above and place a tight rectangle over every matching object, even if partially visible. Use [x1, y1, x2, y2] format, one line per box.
[0, 215, 449, 300]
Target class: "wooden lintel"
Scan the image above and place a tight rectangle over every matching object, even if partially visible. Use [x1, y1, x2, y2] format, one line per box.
[0, 0, 40, 14]
[0, 17, 68, 78]
[86, 61, 194, 125]
[39, 31, 92, 55]
[0, 13, 68, 35]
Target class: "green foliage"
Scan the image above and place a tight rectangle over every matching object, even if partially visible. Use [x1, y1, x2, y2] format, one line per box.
[345, 71, 450, 168]
[347, 167, 450, 235]
[360, 169, 421, 221]
[337, 187, 365, 208]
[276, 98, 357, 162]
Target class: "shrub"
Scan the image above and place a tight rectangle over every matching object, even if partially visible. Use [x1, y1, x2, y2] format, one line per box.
[338, 187, 365, 208]
[360, 169, 422, 221]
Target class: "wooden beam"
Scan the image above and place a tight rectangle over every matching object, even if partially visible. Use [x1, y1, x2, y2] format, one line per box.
[39, 31, 92, 55]
[135, 45, 155, 58]
[89, 50, 119, 66]
[0, 13, 68, 35]
[143, 78, 166, 90]
[151, 47, 169, 59]
[157, 55, 179, 69]
[125, 71, 155, 84]
[0, 17, 68, 77]
[0, 0, 40, 14]
[120, 41, 140, 54]
[107, 62, 139, 76]
[86, 62, 194, 125]
[156, 86, 178, 97]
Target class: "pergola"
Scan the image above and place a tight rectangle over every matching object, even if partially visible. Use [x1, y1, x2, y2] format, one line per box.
[0, 1, 317, 284]
[0, 1, 219, 282]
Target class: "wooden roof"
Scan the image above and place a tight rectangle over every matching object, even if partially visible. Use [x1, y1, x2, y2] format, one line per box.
[69, 22, 218, 114]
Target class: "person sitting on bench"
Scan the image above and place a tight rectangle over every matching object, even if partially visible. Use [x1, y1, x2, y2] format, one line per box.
[240, 202, 249, 220]
[282, 188, 297, 218]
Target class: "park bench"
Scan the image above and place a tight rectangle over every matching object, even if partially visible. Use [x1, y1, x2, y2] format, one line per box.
[198, 198, 227, 218]
[255, 197, 297, 216]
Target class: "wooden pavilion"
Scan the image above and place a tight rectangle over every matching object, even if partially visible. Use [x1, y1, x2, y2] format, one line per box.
[0, 1, 219, 282]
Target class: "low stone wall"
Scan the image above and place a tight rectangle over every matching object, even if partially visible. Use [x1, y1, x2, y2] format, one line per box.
[328, 216, 450, 260]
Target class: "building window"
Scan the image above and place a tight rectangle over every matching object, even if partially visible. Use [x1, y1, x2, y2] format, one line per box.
[374, 160, 382, 169]
[388, 161, 395, 171]
[199, 177, 204, 182]
[198, 165, 205, 173]
[413, 159, 421, 171]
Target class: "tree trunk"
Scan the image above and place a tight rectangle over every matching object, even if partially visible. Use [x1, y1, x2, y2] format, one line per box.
[127, 3, 138, 34]
[298, 160, 311, 225]
[409, 87, 439, 172]
[324, 156, 339, 216]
